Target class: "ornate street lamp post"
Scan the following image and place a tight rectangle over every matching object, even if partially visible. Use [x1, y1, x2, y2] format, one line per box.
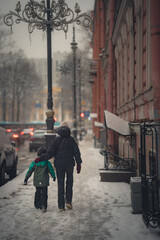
[71, 25, 78, 142]
[58, 63, 70, 122]
[4, 0, 92, 140]
[77, 58, 82, 141]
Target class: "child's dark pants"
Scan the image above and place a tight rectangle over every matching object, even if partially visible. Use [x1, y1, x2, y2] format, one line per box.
[34, 187, 48, 209]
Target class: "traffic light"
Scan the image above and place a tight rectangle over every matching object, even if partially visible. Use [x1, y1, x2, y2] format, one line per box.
[80, 112, 85, 118]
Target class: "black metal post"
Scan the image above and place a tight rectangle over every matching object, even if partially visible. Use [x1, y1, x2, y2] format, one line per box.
[45, 0, 55, 148]
[2, 89, 6, 122]
[61, 89, 64, 121]
[46, 0, 54, 131]
[78, 58, 82, 141]
[71, 26, 78, 142]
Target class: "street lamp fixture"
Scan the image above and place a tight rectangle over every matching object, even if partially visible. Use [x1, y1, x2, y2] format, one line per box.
[3, 0, 92, 138]
[4, 0, 92, 34]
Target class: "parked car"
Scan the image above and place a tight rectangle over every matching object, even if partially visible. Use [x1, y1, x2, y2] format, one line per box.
[6, 129, 25, 146]
[0, 127, 18, 186]
[21, 128, 34, 139]
[29, 130, 46, 152]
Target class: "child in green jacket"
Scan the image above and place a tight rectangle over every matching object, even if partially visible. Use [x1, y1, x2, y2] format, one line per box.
[24, 146, 56, 212]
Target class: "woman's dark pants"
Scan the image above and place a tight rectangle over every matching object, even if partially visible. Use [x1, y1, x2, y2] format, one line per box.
[34, 187, 48, 209]
[56, 166, 74, 209]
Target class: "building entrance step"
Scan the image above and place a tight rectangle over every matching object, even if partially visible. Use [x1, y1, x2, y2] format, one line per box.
[99, 168, 136, 183]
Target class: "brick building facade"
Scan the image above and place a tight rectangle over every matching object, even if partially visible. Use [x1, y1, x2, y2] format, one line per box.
[91, 0, 160, 175]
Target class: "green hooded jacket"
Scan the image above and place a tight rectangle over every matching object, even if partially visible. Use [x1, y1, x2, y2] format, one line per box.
[25, 160, 56, 187]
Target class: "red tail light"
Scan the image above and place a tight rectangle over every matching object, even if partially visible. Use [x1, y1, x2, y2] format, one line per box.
[12, 134, 19, 139]
[7, 129, 12, 132]
[21, 132, 24, 135]
[30, 132, 34, 136]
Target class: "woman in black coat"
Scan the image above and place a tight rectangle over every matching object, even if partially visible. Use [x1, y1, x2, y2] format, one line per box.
[35, 121, 82, 212]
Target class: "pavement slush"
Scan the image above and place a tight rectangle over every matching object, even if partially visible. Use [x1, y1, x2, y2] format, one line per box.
[0, 134, 160, 240]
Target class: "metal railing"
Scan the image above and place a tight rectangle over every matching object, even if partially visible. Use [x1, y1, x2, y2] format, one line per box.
[99, 148, 135, 171]
[140, 122, 160, 228]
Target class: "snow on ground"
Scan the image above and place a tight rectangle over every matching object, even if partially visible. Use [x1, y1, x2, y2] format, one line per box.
[0, 134, 160, 240]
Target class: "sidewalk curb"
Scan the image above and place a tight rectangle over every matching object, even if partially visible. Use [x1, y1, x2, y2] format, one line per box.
[0, 169, 27, 199]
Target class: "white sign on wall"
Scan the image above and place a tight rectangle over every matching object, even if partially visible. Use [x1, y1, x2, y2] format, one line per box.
[90, 113, 97, 118]
[94, 121, 104, 128]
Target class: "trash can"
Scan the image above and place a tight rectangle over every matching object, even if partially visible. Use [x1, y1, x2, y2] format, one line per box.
[130, 177, 142, 214]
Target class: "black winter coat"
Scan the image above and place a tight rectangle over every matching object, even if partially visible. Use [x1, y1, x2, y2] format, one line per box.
[40, 126, 82, 168]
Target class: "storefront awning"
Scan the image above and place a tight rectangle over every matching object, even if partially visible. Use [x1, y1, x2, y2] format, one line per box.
[104, 110, 130, 135]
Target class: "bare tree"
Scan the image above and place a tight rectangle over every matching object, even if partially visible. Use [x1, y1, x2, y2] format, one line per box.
[0, 13, 14, 121]
[0, 14, 43, 122]
[0, 14, 14, 54]
[0, 49, 43, 122]
[7, 50, 43, 122]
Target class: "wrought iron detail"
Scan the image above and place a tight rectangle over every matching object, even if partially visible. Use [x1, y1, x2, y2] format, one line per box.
[59, 63, 70, 75]
[99, 148, 135, 171]
[4, 0, 93, 33]
[125, 134, 136, 147]
[140, 122, 160, 228]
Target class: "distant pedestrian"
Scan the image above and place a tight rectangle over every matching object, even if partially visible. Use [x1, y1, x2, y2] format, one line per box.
[24, 146, 56, 212]
[35, 121, 82, 212]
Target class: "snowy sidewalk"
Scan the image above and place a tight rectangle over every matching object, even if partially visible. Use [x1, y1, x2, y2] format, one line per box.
[0, 134, 160, 240]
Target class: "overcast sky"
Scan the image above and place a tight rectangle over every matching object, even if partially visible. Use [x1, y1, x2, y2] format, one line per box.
[0, 0, 95, 58]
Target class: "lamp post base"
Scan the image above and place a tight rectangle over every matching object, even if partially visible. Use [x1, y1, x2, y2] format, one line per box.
[45, 109, 56, 149]
[44, 132, 56, 150]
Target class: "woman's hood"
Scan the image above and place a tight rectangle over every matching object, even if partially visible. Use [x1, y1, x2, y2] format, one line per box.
[57, 126, 70, 138]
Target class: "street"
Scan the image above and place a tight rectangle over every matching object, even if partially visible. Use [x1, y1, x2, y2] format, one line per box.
[0, 140, 36, 187]
[17, 140, 36, 175]
[0, 134, 160, 240]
